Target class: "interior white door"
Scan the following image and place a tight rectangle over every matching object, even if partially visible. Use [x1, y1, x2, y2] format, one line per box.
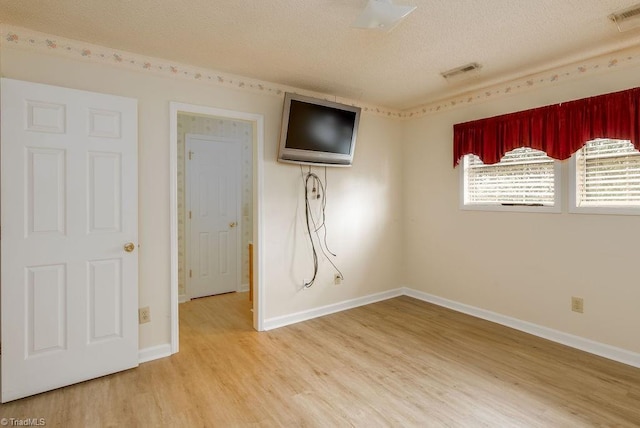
[186, 135, 240, 299]
[1, 78, 138, 402]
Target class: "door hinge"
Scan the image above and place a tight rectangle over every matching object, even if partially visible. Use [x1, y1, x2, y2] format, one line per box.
[189, 211, 192, 219]
[189, 151, 193, 160]
[189, 269, 192, 278]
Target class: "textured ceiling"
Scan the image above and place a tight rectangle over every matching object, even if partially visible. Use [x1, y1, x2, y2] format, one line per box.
[2, 0, 640, 109]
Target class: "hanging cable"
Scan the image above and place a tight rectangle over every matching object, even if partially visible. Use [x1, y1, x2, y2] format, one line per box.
[299, 165, 343, 287]
[300, 166, 319, 288]
[321, 166, 336, 257]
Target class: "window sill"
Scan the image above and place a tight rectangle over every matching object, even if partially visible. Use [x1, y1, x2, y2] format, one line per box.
[569, 205, 640, 216]
[460, 203, 561, 214]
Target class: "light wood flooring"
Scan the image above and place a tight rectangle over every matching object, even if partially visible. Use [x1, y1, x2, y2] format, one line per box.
[1, 293, 640, 427]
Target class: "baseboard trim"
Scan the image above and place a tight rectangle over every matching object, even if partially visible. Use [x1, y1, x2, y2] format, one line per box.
[238, 283, 249, 293]
[154, 286, 640, 369]
[178, 294, 190, 304]
[138, 344, 172, 364]
[403, 287, 640, 369]
[263, 288, 404, 331]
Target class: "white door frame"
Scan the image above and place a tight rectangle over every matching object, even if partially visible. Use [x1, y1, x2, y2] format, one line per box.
[169, 102, 265, 354]
[185, 133, 243, 298]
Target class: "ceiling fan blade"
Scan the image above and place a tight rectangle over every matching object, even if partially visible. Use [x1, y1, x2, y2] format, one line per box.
[351, 0, 417, 31]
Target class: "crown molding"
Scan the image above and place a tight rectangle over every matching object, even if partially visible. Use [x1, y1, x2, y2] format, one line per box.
[3, 24, 640, 120]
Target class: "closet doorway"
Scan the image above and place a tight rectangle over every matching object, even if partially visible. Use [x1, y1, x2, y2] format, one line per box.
[169, 103, 264, 353]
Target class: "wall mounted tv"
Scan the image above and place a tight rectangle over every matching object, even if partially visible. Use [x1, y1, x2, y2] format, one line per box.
[278, 92, 361, 167]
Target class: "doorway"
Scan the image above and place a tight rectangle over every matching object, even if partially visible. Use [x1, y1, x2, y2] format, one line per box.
[169, 103, 264, 354]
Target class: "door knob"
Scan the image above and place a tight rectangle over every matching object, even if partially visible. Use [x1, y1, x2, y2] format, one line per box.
[124, 242, 135, 252]
[229, 222, 237, 228]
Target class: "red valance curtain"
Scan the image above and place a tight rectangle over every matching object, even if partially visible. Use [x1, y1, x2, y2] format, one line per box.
[453, 87, 640, 166]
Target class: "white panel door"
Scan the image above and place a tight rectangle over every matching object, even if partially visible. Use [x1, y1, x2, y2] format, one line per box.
[186, 135, 240, 299]
[1, 78, 138, 402]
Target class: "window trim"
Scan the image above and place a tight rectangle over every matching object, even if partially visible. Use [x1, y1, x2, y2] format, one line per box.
[459, 154, 562, 214]
[569, 151, 640, 216]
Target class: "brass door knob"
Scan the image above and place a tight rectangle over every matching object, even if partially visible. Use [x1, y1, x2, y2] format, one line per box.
[229, 222, 237, 228]
[124, 242, 135, 252]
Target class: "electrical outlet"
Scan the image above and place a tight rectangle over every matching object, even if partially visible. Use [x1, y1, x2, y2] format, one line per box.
[571, 297, 584, 314]
[139, 306, 151, 324]
[334, 274, 342, 285]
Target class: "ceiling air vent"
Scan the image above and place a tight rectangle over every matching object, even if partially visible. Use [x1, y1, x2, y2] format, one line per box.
[609, 4, 640, 32]
[440, 62, 482, 81]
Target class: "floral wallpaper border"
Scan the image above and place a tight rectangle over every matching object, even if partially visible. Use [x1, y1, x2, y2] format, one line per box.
[0, 25, 403, 119]
[403, 45, 640, 118]
[3, 24, 640, 119]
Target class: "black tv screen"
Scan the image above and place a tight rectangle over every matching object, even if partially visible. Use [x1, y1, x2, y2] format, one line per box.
[278, 93, 361, 166]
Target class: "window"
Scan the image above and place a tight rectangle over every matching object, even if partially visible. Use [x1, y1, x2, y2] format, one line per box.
[462, 147, 560, 212]
[571, 139, 640, 214]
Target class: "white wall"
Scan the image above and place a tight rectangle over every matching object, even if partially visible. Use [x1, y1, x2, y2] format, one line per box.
[267, 117, 404, 317]
[0, 46, 404, 349]
[403, 65, 640, 354]
[3, 27, 639, 358]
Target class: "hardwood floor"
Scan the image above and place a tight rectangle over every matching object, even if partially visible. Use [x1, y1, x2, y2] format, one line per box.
[1, 293, 640, 427]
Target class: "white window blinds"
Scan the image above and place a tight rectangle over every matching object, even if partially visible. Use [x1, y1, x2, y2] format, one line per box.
[463, 148, 556, 206]
[575, 139, 640, 207]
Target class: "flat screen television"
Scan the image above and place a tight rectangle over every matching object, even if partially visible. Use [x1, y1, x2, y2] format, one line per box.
[278, 93, 361, 167]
